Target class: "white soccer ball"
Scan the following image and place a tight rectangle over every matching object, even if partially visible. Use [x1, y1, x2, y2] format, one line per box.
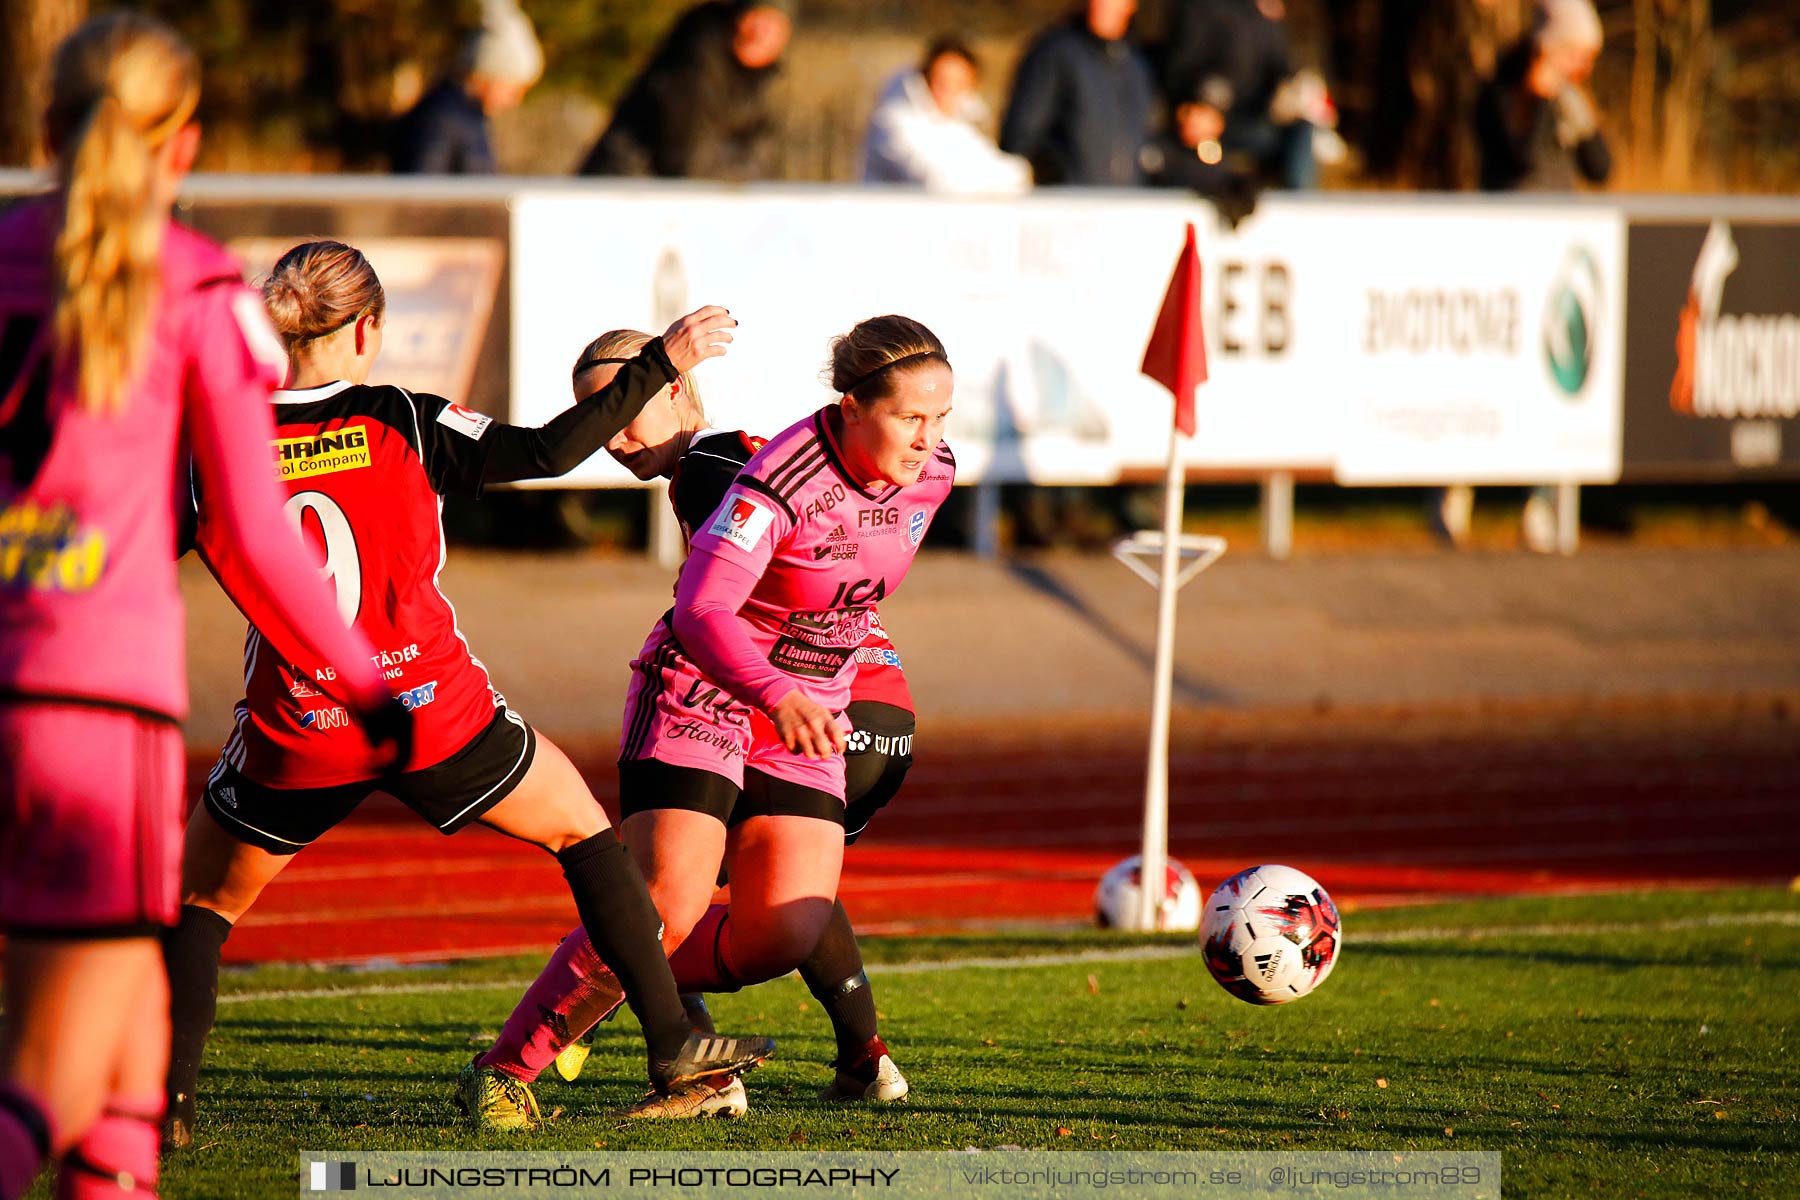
[1200, 864, 1342, 1005]
[1094, 856, 1202, 931]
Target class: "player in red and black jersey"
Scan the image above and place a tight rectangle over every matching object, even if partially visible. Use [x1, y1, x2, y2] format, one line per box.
[162, 242, 772, 1145]
[465, 328, 918, 1117]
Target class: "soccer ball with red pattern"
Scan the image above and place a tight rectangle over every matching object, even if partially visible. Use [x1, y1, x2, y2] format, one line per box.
[1200, 865, 1341, 1005]
[1093, 856, 1202, 931]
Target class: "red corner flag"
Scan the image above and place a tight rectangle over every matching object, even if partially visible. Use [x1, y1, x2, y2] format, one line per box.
[1140, 222, 1207, 437]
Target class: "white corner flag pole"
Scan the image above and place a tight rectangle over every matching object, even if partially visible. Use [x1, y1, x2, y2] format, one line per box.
[1135, 419, 1186, 931]
[1117, 219, 1223, 932]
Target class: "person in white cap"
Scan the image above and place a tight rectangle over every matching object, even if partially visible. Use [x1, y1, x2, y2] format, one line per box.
[1456, 0, 1610, 552]
[1476, 0, 1610, 192]
[392, 0, 544, 174]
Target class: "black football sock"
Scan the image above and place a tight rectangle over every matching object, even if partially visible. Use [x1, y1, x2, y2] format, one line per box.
[797, 899, 880, 1062]
[680, 993, 716, 1035]
[557, 830, 689, 1064]
[163, 904, 234, 1120]
[0, 1082, 52, 1198]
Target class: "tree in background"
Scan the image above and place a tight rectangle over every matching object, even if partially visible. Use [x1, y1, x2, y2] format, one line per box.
[1336, 0, 1787, 193]
[1337, 0, 1533, 189]
[2, 0, 1790, 188]
[1627, 0, 1712, 187]
[0, 0, 87, 166]
[130, 0, 481, 169]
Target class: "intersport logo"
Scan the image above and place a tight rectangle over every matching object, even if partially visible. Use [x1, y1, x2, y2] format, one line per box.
[1670, 221, 1800, 419]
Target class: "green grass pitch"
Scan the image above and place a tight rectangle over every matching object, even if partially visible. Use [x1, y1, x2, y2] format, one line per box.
[67, 887, 1800, 1199]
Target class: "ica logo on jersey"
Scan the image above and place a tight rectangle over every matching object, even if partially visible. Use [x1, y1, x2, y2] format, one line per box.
[829, 577, 888, 607]
[272, 425, 371, 481]
[709, 492, 775, 553]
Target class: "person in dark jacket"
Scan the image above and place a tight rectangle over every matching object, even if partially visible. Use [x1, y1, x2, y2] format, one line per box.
[1476, 0, 1611, 193]
[999, 0, 1154, 187]
[1158, 0, 1314, 189]
[1142, 87, 1261, 224]
[579, 0, 793, 180]
[391, 0, 543, 174]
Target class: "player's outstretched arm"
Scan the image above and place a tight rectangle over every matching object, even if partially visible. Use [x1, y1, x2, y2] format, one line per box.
[471, 306, 736, 486]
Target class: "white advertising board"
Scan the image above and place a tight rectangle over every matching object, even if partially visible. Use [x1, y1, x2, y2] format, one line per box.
[509, 190, 1621, 486]
[509, 189, 1347, 486]
[1325, 204, 1626, 484]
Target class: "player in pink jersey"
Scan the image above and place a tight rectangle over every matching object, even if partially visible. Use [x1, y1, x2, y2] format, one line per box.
[160, 243, 773, 1144]
[0, 17, 401, 1200]
[465, 328, 920, 1118]
[467, 315, 952, 1119]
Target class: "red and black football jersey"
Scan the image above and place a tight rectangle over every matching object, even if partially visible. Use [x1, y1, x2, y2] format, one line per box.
[197, 384, 508, 787]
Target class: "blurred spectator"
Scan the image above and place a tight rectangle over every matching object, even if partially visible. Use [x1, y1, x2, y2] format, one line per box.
[578, 0, 793, 180]
[1443, 0, 1609, 553]
[860, 38, 1032, 195]
[391, 0, 543, 174]
[1158, 0, 1317, 190]
[999, 0, 1155, 187]
[1477, 0, 1611, 192]
[1142, 86, 1246, 200]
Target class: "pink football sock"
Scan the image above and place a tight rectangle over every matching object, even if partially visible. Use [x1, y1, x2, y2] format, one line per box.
[667, 904, 741, 993]
[56, 1092, 160, 1200]
[478, 927, 625, 1083]
[0, 1082, 54, 1200]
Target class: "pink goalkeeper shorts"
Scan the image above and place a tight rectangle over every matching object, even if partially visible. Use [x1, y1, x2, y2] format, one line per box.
[0, 701, 183, 936]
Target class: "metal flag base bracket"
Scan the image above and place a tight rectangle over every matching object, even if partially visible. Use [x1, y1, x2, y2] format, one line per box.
[1111, 531, 1227, 591]
[1108, 530, 1225, 930]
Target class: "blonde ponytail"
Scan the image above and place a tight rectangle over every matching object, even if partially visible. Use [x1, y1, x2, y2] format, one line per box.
[45, 14, 199, 415]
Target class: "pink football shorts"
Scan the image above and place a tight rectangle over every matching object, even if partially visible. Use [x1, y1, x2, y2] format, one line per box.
[619, 623, 847, 800]
[0, 701, 183, 935]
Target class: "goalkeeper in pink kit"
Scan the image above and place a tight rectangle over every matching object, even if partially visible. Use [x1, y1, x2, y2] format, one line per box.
[0, 15, 400, 1198]
[464, 315, 954, 1120]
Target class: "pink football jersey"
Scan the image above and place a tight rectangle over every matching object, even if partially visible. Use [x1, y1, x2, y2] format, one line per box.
[674, 404, 954, 715]
[0, 197, 384, 720]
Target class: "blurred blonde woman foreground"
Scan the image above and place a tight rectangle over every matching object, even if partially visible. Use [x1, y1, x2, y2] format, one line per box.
[0, 15, 401, 1198]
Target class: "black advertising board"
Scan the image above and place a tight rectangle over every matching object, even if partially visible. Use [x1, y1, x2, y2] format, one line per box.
[1623, 220, 1800, 479]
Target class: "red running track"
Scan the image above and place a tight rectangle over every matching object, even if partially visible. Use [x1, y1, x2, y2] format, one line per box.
[209, 697, 1800, 966]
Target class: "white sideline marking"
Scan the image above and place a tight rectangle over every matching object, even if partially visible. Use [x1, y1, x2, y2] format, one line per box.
[214, 911, 1799, 1007]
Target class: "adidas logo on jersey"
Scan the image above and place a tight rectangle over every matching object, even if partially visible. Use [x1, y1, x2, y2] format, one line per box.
[814, 525, 858, 561]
